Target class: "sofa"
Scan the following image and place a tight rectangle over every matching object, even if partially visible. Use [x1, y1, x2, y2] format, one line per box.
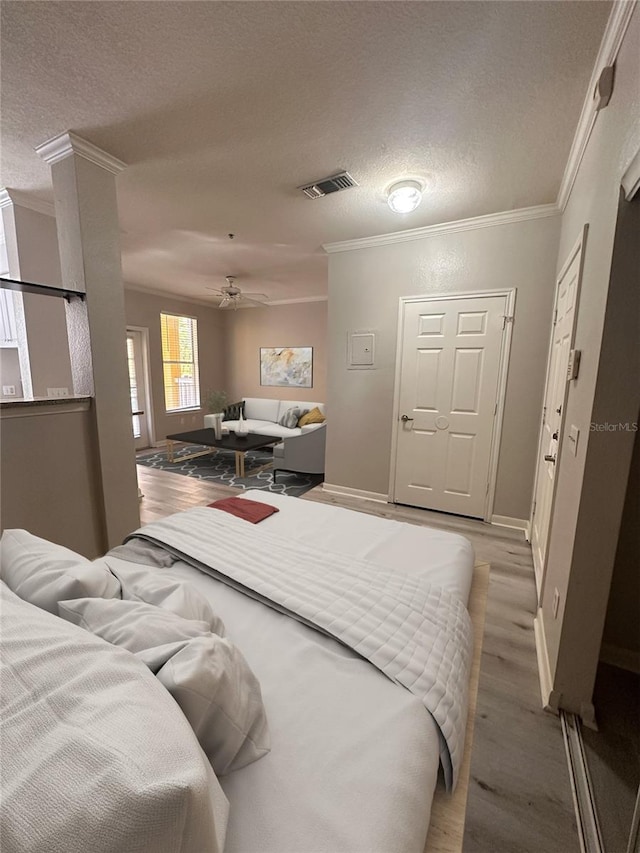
[204, 397, 326, 439]
[204, 397, 327, 478]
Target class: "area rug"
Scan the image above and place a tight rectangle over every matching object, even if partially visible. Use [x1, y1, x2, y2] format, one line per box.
[137, 444, 323, 498]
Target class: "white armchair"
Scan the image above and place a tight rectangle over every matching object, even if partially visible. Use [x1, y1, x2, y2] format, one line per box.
[272, 424, 326, 482]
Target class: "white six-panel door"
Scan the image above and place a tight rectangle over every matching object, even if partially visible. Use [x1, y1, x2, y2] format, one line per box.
[393, 294, 508, 518]
[531, 230, 586, 592]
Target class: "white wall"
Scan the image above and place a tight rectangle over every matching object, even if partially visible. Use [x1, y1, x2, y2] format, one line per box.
[538, 9, 640, 714]
[4, 205, 74, 397]
[325, 214, 560, 518]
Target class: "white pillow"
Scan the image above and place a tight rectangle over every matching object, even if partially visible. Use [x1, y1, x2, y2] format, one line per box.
[103, 555, 226, 635]
[277, 406, 304, 429]
[1, 581, 228, 853]
[58, 597, 212, 652]
[59, 596, 270, 776]
[155, 634, 271, 776]
[0, 529, 120, 614]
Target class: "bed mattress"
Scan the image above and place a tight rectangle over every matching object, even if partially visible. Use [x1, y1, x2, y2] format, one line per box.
[134, 491, 475, 853]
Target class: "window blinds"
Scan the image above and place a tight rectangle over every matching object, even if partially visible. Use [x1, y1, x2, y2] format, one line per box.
[160, 313, 200, 412]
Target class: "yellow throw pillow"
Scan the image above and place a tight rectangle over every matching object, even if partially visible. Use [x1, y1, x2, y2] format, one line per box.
[298, 407, 325, 427]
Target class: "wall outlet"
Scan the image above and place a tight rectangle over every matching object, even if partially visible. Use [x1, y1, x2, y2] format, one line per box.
[553, 588, 560, 619]
[2, 385, 16, 396]
[47, 387, 70, 398]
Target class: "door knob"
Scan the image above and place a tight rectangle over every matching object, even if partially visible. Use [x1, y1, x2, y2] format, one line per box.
[544, 454, 556, 464]
[400, 415, 414, 422]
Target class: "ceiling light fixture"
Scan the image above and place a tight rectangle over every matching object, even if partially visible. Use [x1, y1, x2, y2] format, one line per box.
[387, 180, 423, 214]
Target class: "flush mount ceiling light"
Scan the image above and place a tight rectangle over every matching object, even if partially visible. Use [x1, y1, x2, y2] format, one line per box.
[387, 180, 423, 214]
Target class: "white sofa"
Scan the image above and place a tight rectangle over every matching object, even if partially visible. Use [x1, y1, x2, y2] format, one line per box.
[204, 397, 326, 439]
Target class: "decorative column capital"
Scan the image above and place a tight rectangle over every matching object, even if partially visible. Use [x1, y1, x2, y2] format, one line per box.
[35, 131, 126, 175]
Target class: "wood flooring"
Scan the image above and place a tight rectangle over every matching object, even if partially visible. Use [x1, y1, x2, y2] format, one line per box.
[136, 466, 579, 852]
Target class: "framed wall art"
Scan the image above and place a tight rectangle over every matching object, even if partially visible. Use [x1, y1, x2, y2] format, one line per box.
[260, 347, 313, 388]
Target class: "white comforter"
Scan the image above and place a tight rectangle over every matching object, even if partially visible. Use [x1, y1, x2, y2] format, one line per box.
[128, 506, 473, 791]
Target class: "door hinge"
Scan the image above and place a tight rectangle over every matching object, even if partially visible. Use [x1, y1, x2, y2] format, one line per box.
[502, 315, 515, 330]
[494, 403, 498, 416]
[532, 500, 537, 517]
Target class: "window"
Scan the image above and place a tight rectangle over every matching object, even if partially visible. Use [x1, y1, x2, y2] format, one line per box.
[160, 313, 200, 412]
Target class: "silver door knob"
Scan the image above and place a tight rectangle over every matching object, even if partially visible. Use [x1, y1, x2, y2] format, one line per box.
[544, 455, 556, 463]
[400, 415, 414, 422]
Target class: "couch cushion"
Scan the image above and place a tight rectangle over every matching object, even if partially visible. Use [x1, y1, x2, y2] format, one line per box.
[225, 419, 301, 438]
[276, 400, 324, 422]
[298, 407, 326, 427]
[243, 398, 280, 422]
[277, 406, 305, 429]
[222, 400, 245, 422]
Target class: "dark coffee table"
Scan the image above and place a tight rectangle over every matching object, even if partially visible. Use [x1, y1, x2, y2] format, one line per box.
[165, 428, 280, 478]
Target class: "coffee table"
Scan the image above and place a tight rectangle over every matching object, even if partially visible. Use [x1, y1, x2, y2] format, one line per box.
[165, 428, 281, 478]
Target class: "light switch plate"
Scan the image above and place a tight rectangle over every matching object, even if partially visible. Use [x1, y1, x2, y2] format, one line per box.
[2, 385, 16, 396]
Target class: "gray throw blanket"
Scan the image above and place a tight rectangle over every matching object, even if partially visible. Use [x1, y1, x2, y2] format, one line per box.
[126, 507, 473, 790]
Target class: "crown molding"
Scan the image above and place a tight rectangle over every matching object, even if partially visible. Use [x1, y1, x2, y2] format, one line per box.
[268, 295, 327, 305]
[323, 203, 559, 254]
[35, 131, 126, 174]
[556, 0, 637, 212]
[125, 283, 226, 310]
[0, 188, 55, 216]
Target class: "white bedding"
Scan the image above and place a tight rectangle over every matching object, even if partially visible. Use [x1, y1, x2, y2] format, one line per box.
[241, 489, 474, 603]
[117, 492, 474, 853]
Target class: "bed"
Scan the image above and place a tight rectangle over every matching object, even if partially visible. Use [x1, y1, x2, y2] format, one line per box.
[0, 489, 481, 853]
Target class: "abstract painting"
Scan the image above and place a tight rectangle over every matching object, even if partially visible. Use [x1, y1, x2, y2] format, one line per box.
[260, 347, 313, 388]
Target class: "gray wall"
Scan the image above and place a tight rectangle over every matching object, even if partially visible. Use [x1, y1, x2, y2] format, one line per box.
[124, 289, 227, 443]
[325, 214, 560, 518]
[223, 301, 327, 404]
[540, 10, 640, 711]
[0, 404, 105, 557]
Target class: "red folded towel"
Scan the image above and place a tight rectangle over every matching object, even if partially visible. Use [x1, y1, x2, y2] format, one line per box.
[207, 496, 279, 523]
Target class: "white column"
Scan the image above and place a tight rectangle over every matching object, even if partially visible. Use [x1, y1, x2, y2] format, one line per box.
[36, 131, 140, 547]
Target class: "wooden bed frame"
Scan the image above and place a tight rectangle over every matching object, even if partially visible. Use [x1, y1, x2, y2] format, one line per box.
[425, 560, 490, 853]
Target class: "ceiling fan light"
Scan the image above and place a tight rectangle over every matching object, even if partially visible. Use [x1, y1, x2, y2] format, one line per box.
[387, 180, 423, 214]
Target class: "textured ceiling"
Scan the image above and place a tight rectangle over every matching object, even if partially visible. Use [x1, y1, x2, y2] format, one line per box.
[0, 1, 610, 303]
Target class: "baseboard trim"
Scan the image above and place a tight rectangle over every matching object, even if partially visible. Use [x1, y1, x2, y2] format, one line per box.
[534, 609, 561, 713]
[599, 642, 640, 674]
[322, 483, 389, 503]
[561, 711, 604, 853]
[491, 514, 530, 539]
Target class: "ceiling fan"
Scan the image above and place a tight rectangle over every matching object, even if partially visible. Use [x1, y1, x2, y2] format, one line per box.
[206, 276, 270, 310]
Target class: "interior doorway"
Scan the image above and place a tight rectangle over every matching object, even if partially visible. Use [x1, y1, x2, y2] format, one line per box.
[531, 226, 587, 597]
[390, 291, 514, 520]
[126, 327, 153, 450]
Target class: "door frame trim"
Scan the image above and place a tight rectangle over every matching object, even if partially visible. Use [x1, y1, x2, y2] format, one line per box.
[389, 288, 516, 522]
[126, 325, 155, 448]
[530, 225, 588, 601]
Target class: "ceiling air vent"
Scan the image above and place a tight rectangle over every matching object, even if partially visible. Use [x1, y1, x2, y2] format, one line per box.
[299, 171, 358, 199]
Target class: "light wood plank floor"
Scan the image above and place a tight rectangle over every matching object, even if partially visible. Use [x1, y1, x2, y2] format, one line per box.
[136, 467, 578, 852]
